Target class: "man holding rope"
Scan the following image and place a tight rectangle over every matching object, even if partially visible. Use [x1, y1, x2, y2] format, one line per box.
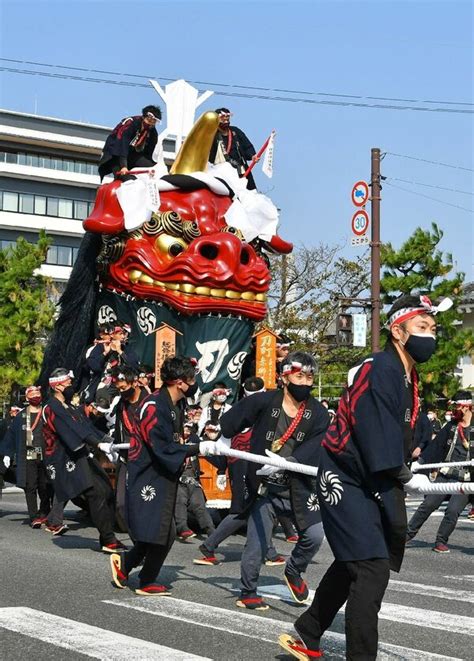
[204, 351, 329, 611]
[407, 389, 472, 553]
[279, 294, 451, 661]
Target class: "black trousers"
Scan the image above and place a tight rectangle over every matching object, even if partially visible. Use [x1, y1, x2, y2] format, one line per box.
[124, 521, 176, 586]
[295, 558, 390, 661]
[82, 460, 116, 545]
[24, 459, 51, 521]
[407, 490, 469, 544]
[98, 153, 155, 181]
[174, 482, 215, 535]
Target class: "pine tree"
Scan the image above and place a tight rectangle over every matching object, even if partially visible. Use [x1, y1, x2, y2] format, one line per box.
[0, 231, 55, 402]
[380, 222, 473, 404]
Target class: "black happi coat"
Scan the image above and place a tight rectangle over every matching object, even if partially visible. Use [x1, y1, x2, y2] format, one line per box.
[0, 407, 44, 489]
[42, 397, 103, 502]
[220, 390, 329, 530]
[319, 342, 415, 572]
[126, 388, 198, 545]
[99, 116, 158, 172]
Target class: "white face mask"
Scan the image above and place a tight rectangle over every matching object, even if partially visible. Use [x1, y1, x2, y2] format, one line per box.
[445, 413, 452, 422]
[427, 413, 435, 421]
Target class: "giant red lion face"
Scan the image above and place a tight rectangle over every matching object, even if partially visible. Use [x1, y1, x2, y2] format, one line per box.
[85, 182, 273, 321]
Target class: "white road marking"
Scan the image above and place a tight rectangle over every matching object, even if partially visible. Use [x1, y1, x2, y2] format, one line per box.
[104, 596, 462, 660]
[0, 607, 211, 660]
[388, 579, 474, 604]
[444, 575, 474, 583]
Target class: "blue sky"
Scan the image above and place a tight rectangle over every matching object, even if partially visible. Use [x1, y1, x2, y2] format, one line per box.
[0, 0, 472, 281]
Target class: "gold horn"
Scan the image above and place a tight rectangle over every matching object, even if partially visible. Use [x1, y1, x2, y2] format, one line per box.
[170, 111, 219, 175]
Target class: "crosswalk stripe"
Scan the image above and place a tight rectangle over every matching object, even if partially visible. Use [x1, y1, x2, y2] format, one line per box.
[104, 596, 462, 660]
[388, 579, 474, 604]
[444, 575, 474, 583]
[223, 584, 473, 635]
[0, 607, 211, 660]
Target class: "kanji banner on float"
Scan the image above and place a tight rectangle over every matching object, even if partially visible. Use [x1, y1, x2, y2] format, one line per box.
[95, 290, 253, 397]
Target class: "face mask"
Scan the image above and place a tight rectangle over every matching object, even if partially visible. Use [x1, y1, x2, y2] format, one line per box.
[62, 385, 75, 402]
[27, 396, 42, 407]
[215, 395, 227, 403]
[403, 333, 436, 363]
[287, 382, 312, 402]
[185, 382, 199, 398]
[445, 413, 452, 422]
[121, 387, 135, 400]
[427, 413, 435, 421]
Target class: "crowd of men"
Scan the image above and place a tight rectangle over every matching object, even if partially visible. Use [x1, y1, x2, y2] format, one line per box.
[0, 294, 473, 661]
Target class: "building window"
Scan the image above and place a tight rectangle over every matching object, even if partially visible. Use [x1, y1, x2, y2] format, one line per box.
[57, 245, 72, 266]
[74, 200, 89, 220]
[5, 152, 17, 164]
[45, 244, 78, 266]
[46, 197, 59, 216]
[34, 196, 47, 215]
[18, 153, 27, 166]
[0, 239, 16, 251]
[0, 149, 98, 175]
[3, 191, 19, 212]
[47, 245, 57, 264]
[58, 199, 73, 219]
[19, 193, 34, 214]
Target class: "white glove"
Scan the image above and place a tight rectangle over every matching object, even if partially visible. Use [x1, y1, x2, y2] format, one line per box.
[410, 461, 421, 473]
[105, 450, 119, 464]
[216, 474, 227, 491]
[199, 440, 220, 456]
[404, 473, 431, 493]
[98, 441, 113, 454]
[3, 456, 11, 469]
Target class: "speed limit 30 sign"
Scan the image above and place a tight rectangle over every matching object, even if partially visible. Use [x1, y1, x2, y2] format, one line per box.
[351, 209, 369, 236]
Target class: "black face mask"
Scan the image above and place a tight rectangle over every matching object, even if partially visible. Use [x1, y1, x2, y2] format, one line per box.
[403, 333, 436, 364]
[287, 382, 312, 402]
[62, 385, 75, 403]
[121, 387, 135, 400]
[185, 382, 199, 398]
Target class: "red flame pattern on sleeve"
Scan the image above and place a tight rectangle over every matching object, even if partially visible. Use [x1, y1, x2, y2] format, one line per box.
[43, 406, 57, 457]
[322, 361, 372, 454]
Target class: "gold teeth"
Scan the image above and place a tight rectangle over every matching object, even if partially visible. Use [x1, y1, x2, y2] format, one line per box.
[128, 270, 267, 302]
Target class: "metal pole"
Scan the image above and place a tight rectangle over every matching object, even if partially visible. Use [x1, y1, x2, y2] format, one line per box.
[370, 148, 381, 352]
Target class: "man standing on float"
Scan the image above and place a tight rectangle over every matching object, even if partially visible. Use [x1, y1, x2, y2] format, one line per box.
[279, 294, 451, 661]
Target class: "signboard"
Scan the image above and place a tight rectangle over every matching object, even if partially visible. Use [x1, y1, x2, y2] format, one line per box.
[351, 180, 369, 207]
[351, 209, 369, 236]
[352, 313, 368, 347]
[254, 327, 278, 389]
[154, 322, 182, 387]
[351, 235, 370, 247]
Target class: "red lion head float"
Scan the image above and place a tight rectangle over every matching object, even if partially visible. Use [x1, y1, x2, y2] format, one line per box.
[84, 112, 292, 321]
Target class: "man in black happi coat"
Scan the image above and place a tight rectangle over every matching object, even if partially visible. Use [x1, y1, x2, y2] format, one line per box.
[280, 294, 450, 661]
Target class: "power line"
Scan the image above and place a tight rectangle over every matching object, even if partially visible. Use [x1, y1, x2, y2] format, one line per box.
[2, 57, 473, 107]
[384, 181, 473, 213]
[0, 61, 473, 115]
[385, 151, 473, 172]
[385, 177, 474, 196]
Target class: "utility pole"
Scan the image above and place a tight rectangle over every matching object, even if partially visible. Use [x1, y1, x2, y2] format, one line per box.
[370, 148, 381, 352]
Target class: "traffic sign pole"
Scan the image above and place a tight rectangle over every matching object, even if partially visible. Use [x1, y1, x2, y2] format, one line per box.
[370, 148, 381, 353]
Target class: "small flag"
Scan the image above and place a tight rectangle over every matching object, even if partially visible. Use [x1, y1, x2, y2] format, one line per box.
[262, 130, 276, 178]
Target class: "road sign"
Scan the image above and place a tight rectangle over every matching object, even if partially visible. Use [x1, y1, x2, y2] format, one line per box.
[351, 180, 369, 207]
[351, 209, 369, 236]
[351, 236, 370, 247]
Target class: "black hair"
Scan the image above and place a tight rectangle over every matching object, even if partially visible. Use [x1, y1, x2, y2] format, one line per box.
[50, 367, 70, 379]
[281, 351, 317, 372]
[160, 356, 196, 384]
[215, 108, 231, 114]
[387, 294, 427, 320]
[244, 376, 265, 392]
[142, 104, 162, 119]
[213, 381, 226, 389]
[98, 323, 114, 335]
[111, 366, 138, 384]
[277, 333, 292, 345]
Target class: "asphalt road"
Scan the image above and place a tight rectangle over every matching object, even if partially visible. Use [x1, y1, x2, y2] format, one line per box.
[0, 489, 472, 660]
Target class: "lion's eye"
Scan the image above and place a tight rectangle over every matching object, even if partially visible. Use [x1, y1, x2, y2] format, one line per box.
[155, 233, 187, 258]
[169, 243, 184, 257]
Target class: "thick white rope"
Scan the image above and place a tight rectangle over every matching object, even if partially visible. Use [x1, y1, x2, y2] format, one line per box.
[111, 443, 473, 493]
[412, 459, 474, 472]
